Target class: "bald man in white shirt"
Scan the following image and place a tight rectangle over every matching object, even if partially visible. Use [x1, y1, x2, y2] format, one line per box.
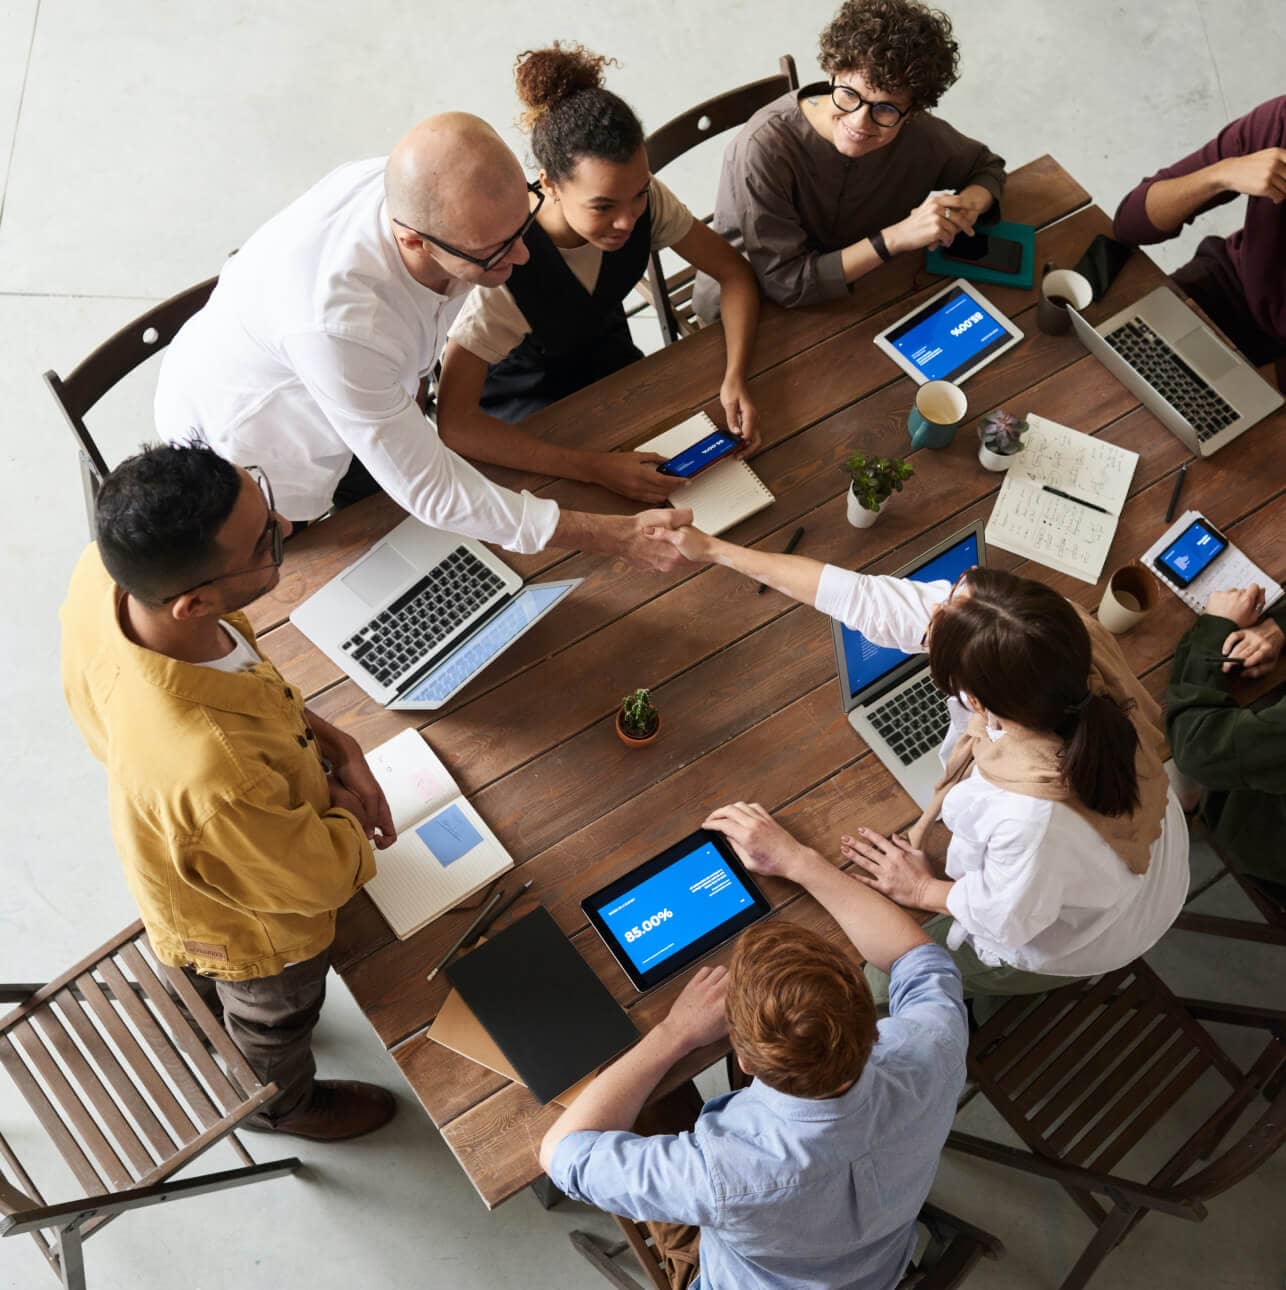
[155, 113, 687, 569]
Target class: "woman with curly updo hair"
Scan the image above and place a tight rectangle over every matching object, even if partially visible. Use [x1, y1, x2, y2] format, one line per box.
[439, 43, 761, 505]
[693, 0, 1007, 320]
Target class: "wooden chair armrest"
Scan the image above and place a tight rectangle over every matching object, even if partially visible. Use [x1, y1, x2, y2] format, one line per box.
[945, 1131, 1206, 1220]
[1172, 1082, 1286, 1202]
[917, 1201, 1005, 1259]
[0, 986, 44, 1005]
[1178, 997, 1286, 1030]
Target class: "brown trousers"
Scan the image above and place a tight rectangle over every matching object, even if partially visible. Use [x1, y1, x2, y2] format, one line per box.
[185, 948, 330, 1122]
[633, 1082, 705, 1290]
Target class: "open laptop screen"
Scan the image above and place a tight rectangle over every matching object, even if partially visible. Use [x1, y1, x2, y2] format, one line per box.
[837, 530, 981, 703]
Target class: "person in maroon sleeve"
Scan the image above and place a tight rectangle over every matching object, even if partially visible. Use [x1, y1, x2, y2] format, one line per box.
[1113, 97, 1286, 390]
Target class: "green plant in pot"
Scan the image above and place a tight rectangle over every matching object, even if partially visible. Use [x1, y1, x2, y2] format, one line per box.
[617, 687, 660, 747]
[842, 452, 914, 529]
[977, 410, 1029, 472]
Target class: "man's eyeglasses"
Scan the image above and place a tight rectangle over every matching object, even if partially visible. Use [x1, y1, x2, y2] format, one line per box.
[829, 82, 908, 129]
[392, 182, 545, 271]
[161, 466, 284, 603]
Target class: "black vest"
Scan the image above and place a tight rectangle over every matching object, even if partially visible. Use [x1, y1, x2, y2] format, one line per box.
[480, 200, 652, 423]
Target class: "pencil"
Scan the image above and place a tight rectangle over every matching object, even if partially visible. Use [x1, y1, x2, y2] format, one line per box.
[464, 879, 534, 948]
[1164, 464, 1188, 524]
[426, 887, 504, 983]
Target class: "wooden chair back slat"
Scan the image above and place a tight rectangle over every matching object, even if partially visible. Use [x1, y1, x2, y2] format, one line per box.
[9, 1021, 134, 1191]
[52, 988, 177, 1161]
[0, 922, 144, 1036]
[117, 944, 246, 1113]
[95, 959, 222, 1131]
[149, 953, 262, 1096]
[30, 1008, 155, 1177]
[73, 973, 200, 1145]
[0, 1035, 109, 1197]
[975, 981, 1095, 1082]
[1087, 1050, 1211, 1174]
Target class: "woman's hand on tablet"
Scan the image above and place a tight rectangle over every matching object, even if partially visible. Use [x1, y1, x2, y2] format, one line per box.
[703, 802, 815, 881]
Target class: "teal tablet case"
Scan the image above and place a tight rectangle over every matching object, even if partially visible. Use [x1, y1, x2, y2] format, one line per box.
[924, 220, 1036, 289]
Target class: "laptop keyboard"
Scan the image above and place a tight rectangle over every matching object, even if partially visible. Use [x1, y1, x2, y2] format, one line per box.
[340, 547, 506, 688]
[866, 674, 951, 767]
[1102, 319, 1238, 442]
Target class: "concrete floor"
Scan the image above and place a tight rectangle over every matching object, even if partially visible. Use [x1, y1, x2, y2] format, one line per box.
[2, 2, 1284, 1287]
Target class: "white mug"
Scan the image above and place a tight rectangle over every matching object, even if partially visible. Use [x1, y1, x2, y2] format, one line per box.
[1099, 563, 1156, 635]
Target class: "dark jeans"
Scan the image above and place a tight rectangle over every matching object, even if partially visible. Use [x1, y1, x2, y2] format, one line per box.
[1172, 235, 1286, 388]
[185, 948, 330, 1122]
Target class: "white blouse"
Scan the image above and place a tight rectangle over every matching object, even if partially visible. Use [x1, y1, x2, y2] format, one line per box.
[816, 564, 1190, 976]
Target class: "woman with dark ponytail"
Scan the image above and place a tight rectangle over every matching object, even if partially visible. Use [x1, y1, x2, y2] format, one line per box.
[659, 527, 1190, 1012]
[437, 43, 762, 504]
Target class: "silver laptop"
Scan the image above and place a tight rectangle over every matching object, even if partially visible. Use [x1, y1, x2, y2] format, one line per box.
[831, 522, 985, 808]
[291, 517, 581, 710]
[1070, 286, 1282, 457]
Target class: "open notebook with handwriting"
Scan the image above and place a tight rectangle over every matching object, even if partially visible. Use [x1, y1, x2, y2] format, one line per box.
[985, 414, 1138, 584]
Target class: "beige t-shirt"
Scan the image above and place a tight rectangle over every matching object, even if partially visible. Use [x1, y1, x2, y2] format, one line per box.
[448, 176, 695, 365]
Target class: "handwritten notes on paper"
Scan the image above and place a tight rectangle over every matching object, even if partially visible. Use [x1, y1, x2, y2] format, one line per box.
[985, 415, 1138, 583]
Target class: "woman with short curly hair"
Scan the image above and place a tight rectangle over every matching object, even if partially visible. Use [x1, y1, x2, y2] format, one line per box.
[694, 0, 1007, 319]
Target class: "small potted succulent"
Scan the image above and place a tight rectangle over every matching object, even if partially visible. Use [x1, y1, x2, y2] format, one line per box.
[842, 452, 914, 529]
[977, 411, 1030, 472]
[616, 687, 660, 747]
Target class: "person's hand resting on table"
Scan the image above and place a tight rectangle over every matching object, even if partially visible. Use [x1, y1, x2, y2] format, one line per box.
[841, 828, 946, 912]
[719, 381, 761, 455]
[593, 451, 686, 505]
[1206, 585, 1284, 677]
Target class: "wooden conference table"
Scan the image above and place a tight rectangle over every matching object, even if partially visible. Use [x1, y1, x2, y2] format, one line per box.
[245, 156, 1286, 1208]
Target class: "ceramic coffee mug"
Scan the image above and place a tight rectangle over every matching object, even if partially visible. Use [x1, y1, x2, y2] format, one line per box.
[908, 380, 968, 450]
[1037, 267, 1094, 336]
[1098, 562, 1157, 634]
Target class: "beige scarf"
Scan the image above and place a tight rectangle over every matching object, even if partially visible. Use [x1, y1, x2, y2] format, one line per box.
[907, 606, 1170, 875]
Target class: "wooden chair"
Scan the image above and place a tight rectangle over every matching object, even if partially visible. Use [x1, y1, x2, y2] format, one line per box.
[1172, 816, 1286, 947]
[0, 921, 300, 1289]
[44, 275, 218, 534]
[947, 960, 1286, 1290]
[639, 55, 799, 346]
[570, 1200, 1003, 1289]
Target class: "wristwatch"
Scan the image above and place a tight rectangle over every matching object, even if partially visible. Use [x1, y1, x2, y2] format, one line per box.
[870, 230, 893, 263]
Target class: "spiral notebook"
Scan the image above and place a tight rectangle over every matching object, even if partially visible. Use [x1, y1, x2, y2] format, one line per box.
[363, 729, 513, 939]
[1141, 510, 1284, 613]
[637, 412, 775, 535]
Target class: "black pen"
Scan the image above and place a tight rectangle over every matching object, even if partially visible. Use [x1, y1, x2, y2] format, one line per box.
[1164, 463, 1188, 524]
[464, 879, 534, 948]
[1042, 485, 1109, 515]
[758, 526, 806, 594]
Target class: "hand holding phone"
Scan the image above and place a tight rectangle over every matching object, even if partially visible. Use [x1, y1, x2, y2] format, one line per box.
[656, 429, 742, 479]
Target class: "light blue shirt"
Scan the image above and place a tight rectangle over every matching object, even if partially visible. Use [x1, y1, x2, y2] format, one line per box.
[549, 944, 967, 1290]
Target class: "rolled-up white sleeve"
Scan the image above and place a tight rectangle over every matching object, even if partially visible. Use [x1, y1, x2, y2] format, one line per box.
[815, 565, 950, 652]
[282, 330, 560, 553]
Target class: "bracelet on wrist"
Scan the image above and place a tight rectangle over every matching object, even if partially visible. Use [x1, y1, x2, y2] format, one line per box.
[870, 230, 893, 263]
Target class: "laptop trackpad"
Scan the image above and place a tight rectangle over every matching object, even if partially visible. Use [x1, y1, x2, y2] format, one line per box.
[342, 544, 416, 607]
[1176, 327, 1237, 380]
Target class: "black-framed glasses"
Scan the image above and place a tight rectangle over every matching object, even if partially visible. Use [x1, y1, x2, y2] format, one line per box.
[392, 181, 544, 271]
[829, 82, 908, 128]
[161, 466, 284, 603]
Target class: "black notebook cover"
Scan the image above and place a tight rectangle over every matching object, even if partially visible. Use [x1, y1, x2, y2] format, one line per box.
[445, 905, 640, 1104]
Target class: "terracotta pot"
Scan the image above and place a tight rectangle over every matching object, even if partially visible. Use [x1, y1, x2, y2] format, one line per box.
[616, 709, 661, 747]
[846, 485, 881, 528]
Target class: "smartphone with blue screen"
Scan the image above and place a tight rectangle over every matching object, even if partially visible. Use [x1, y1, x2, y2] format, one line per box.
[656, 428, 742, 478]
[1153, 517, 1229, 589]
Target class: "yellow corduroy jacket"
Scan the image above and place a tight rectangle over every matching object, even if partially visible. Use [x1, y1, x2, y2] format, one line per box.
[60, 546, 375, 980]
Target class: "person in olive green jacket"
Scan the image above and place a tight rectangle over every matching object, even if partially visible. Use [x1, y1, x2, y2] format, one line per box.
[60, 443, 398, 1141]
[1166, 584, 1286, 900]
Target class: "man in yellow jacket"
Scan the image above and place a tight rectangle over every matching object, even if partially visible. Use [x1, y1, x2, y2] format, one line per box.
[61, 442, 397, 1141]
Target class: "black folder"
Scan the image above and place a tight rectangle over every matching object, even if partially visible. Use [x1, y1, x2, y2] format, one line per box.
[445, 905, 639, 1104]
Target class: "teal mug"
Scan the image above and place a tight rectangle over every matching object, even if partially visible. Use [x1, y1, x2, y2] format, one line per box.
[907, 380, 968, 450]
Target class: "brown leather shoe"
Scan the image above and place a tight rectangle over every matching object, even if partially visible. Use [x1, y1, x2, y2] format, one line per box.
[253, 1080, 397, 1142]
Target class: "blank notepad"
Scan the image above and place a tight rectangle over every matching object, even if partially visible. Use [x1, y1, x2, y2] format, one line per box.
[638, 413, 774, 536]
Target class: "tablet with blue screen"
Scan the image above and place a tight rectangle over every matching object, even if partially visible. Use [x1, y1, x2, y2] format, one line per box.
[873, 278, 1023, 385]
[582, 829, 770, 992]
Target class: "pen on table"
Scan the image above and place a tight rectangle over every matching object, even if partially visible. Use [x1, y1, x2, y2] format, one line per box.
[1164, 464, 1188, 524]
[426, 886, 504, 983]
[1042, 485, 1109, 515]
[757, 526, 806, 595]
[463, 879, 534, 949]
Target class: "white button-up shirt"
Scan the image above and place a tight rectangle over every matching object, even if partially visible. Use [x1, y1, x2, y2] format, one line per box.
[816, 564, 1189, 976]
[154, 158, 560, 552]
